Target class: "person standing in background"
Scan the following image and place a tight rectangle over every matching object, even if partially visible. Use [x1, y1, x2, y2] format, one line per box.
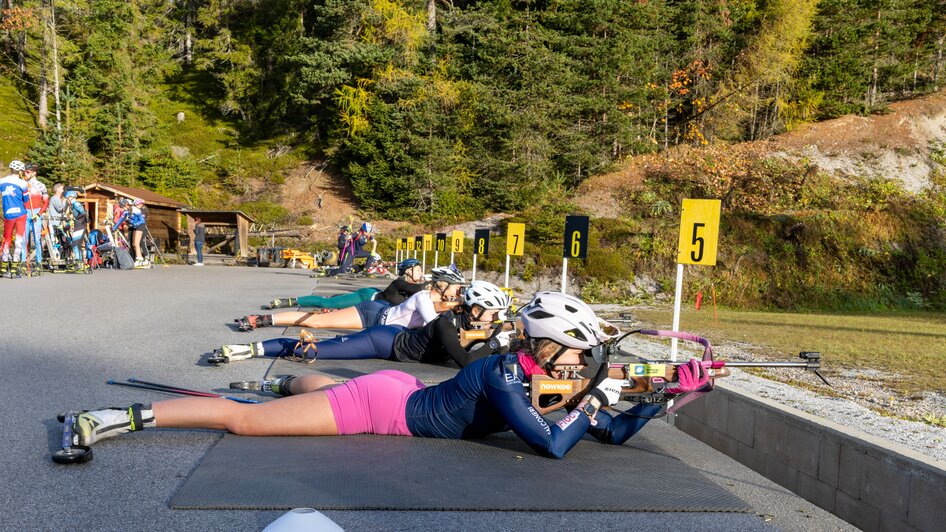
[193, 217, 205, 266]
[22, 163, 48, 267]
[47, 184, 66, 261]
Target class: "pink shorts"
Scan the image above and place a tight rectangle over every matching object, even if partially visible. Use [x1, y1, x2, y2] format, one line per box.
[325, 370, 425, 436]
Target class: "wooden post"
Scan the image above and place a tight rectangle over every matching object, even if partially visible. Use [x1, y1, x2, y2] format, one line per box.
[237, 215, 249, 258]
[186, 214, 196, 258]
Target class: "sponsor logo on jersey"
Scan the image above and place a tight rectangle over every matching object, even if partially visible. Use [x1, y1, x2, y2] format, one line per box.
[527, 406, 550, 434]
[504, 363, 521, 384]
[556, 410, 582, 431]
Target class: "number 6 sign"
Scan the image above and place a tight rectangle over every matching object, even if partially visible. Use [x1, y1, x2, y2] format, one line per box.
[677, 199, 720, 266]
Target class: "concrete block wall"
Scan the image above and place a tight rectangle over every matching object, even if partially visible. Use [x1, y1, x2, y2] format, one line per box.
[674, 382, 946, 532]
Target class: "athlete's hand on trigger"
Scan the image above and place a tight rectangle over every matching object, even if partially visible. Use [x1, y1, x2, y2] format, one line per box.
[665, 358, 709, 394]
[493, 330, 515, 347]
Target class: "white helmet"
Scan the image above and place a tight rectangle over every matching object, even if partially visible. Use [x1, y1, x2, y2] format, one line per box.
[361, 222, 372, 233]
[9, 160, 25, 172]
[431, 265, 465, 285]
[520, 291, 605, 350]
[464, 281, 510, 318]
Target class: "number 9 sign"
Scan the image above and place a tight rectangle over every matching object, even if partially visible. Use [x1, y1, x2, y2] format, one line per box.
[677, 199, 721, 266]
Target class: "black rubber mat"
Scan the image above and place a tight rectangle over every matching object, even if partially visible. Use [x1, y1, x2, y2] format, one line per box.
[170, 430, 751, 512]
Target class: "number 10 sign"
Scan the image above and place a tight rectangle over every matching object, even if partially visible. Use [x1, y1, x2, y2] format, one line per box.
[677, 199, 720, 266]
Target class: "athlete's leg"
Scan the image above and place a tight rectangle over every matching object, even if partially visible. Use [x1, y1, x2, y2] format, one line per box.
[132, 229, 143, 260]
[294, 287, 381, 309]
[1, 218, 14, 260]
[153, 393, 339, 436]
[30, 216, 42, 264]
[270, 306, 365, 329]
[11, 216, 26, 262]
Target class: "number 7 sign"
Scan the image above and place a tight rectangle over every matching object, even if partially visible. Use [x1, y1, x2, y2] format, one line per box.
[677, 199, 720, 266]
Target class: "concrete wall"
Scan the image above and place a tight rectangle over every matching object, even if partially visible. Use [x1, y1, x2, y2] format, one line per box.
[674, 382, 946, 532]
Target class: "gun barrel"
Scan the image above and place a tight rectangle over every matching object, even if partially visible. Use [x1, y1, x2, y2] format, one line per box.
[721, 361, 814, 368]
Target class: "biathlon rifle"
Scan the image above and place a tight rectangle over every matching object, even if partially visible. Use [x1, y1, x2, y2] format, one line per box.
[528, 329, 829, 415]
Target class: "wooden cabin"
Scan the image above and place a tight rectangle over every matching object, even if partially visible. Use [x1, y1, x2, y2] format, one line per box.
[179, 210, 255, 260]
[81, 183, 188, 252]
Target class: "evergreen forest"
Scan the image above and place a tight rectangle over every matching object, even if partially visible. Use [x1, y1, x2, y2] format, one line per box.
[2, 0, 946, 309]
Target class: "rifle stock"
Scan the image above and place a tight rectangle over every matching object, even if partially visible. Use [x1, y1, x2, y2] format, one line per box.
[528, 351, 825, 415]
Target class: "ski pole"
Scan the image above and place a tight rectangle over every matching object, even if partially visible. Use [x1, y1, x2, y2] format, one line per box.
[128, 378, 220, 396]
[108, 380, 260, 403]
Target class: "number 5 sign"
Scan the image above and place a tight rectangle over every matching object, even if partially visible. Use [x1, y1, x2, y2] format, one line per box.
[677, 199, 720, 266]
[669, 198, 721, 363]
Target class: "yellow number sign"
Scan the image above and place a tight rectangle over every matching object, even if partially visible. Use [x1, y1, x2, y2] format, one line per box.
[423, 234, 433, 251]
[506, 223, 525, 256]
[396, 239, 403, 251]
[451, 230, 464, 253]
[677, 199, 721, 266]
[406, 237, 415, 251]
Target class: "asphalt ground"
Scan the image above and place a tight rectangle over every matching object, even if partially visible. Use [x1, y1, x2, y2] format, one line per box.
[0, 266, 855, 531]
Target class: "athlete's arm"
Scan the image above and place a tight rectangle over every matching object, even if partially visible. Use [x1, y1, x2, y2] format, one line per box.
[112, 212, 128, 232]
[435, 317, 492, 367]
[415, 291, 439, 325]
[483, 365, 592, 459]
[585, 403, 664, 444]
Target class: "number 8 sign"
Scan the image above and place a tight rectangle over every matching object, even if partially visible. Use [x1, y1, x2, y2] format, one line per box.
[677, 199, 721, 266]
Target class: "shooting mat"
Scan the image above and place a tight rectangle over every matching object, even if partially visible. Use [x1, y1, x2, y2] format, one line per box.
[170, 430, 750, 512]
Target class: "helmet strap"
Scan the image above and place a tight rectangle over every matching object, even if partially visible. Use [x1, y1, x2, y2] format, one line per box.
[543, 344, 572, 373]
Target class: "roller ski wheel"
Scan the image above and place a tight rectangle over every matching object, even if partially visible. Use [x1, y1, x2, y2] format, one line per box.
[208, 349, 229, 365]
[229, 380, 263, 391]
[52, 411, 94, 465]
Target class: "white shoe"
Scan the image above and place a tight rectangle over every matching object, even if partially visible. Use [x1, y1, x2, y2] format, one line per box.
[194, 262, 204, 266]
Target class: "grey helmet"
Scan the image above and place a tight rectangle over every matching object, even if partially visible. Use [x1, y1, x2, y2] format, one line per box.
[463, 280, 510, 319]
[430, 264, 465, 285]
[520, 292, 606, 350]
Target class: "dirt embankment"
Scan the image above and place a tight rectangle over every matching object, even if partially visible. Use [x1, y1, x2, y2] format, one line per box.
[279, 162, 411, 243]
[576, 88, 946, 216]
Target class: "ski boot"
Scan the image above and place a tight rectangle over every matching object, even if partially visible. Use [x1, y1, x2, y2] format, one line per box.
[235, 314, 273, 331]
[208, 342, 263, 365]
[265, 298, 297, 310]
[72, 404, 155, 446]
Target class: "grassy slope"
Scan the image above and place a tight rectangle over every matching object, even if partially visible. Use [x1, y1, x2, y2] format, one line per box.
[0, 80, 37, 163]
[151, 70, 240, 159]
[634, 307, 946, 394]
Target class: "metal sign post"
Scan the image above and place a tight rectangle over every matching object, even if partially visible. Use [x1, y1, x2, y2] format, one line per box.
[562, 216, 589, 294]
[434, 233, 447, 269]
[450, 230, 464, 267]
[422, 234, 432, 273]
[671, 199, 721, 359]
[504, 223, 525, 289]
[472, 229, 490, 283]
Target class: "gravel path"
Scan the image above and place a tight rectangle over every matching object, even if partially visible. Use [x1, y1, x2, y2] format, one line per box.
[616, 333, 946, 464]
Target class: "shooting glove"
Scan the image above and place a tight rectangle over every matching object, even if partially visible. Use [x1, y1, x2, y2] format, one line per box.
[665, 358, 709, 394]
[489, 330, 516, 349]
[589, 378, 623, 406]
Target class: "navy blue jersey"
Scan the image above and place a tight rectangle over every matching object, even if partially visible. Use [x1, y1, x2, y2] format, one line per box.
[404, 354, 663, 458]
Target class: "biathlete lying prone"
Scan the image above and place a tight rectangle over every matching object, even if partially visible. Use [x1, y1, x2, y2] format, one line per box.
[236, 265, 465, 332]
[214, 280, 515, 368]
[265, 258, 428, 310]
[68, 292, 711, 459]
